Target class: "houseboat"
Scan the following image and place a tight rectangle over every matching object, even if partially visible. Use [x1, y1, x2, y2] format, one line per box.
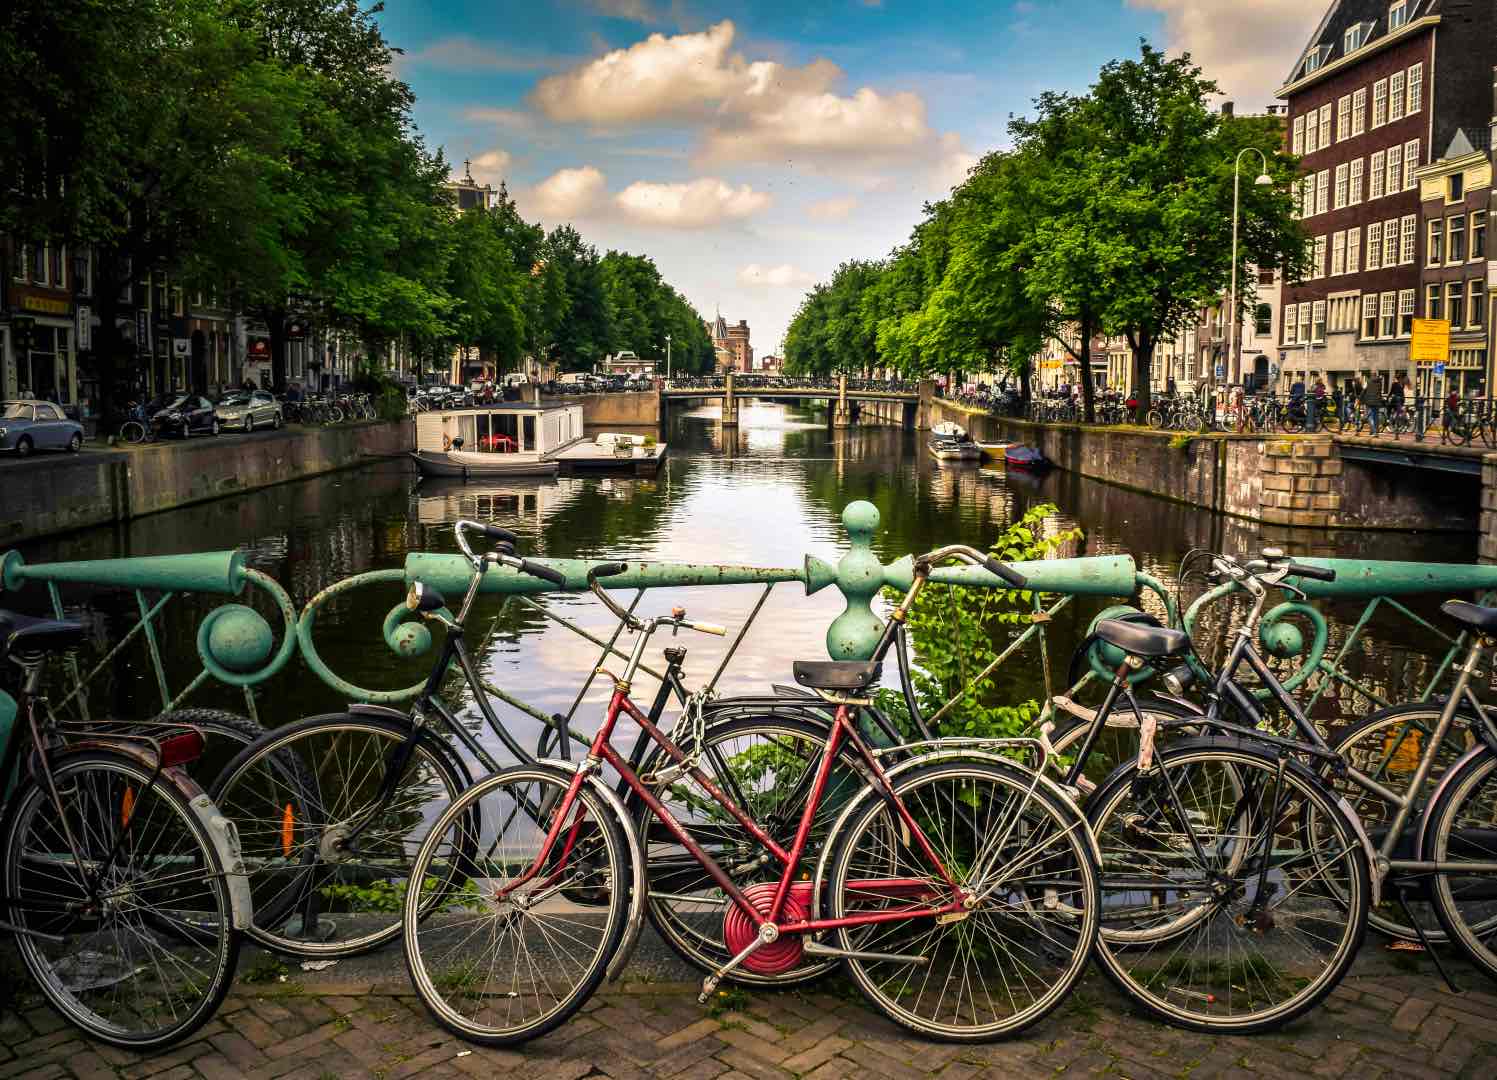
[411, 402, 585, 478]
[928, 420, 980, 461]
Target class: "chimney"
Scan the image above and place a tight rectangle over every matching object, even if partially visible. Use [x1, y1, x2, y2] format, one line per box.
[1221, 101, 1235, 117]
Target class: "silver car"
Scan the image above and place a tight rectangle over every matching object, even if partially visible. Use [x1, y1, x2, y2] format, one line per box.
[215, 390, 282, 432]
[0, 400, 85, 456]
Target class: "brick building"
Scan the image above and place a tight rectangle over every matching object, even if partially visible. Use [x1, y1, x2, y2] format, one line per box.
[1415, 129, 1491, 396]
[708, 312, 752, 372]
[1277, 0, 1497, 394]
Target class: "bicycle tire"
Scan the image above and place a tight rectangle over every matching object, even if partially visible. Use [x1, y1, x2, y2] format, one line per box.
[404, 764, 632, 1046]
[2, 749, 239, 1049]
[119, 421, 146, 444]
[1426, 747, 1497, 981]
[824, 758, 1099, 1041]
[210, 713, 470, 957]
[1088, 737, 1369, 1034]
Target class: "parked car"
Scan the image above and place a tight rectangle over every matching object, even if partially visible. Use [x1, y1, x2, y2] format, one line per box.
[149, 394, 220, 438]
[215, 390, 282, 432]
[0, 400, 85, 456]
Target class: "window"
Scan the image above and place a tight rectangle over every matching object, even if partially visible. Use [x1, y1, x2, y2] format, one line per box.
[1429, 218, 1445, 264]
[1352, 87, 1367, 135]
[1373, 79, 1388, 127]
[1381, 218, 1398, 267]
[1316, 169, 1329, 215]
[1345, 22, 1370, 53]
[1300, 304, 1313, 343]
[1337, 95, 1351, 141]
[1319, 104, 1332, 149]
[1332, 230, 1347, 275]
[1381, 292, 1397, 338]
[1450, 214, 1467, 261]
[1284, 302, 1299, 344]
[1314, 235, 1328, 279]
[1427, 283, 1442, 320]
[1401, 215, 1416, 264]
[49, 244, 64, 290]
[1367, 222, 1383, 270]
[1259, 267, 1276, 285]
[76, 248, 92, 295]
[1407, 63, 1423, 112]
[1371, 150, 1386, 198]
[1347, 225, 1361, 273]
[1293, 115, 1305, 155]
[1447, 282, 1464, 329]
[1335, 163, 1349, 208]
[10, 243, 25, 282]
[1385, 144, 1402, 194]
[1471, 280, 1486, 328]
[1472, 210, 1486, 259]
[1450, 173, 1465, 201]
[1314, 300, 1328, 342]
[1399, 289, 1416, 335]
[1255, 303, 1272, 336]
[1363, 294, 1381, 337]
[1304, 111, 1318, 154]
[1349, 157, 1364, 203]
[1389, 71, 1406, 122]
[1389, 1, 1409, 31]
[1304, 47, 1330, 77]
[1401, 140, 1419, 190]
[31, 244, 47, 285]
[171, 287, 184, 317]
[1299, 177, 1315, 218]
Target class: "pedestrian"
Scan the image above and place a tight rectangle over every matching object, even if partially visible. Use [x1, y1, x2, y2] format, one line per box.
[1167, 376, 1177, 398]
[1389, 375, 1407, 432]
[1361, 374, 1383, 436]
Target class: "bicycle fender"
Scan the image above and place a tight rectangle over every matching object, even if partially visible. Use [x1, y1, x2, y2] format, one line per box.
[1413, 744, 1493, 865]
[1332, 789, 1381, 912]
[537, 758, 647, 984]
[347, 703, 409, 723]
[808, 750, 1099, 921]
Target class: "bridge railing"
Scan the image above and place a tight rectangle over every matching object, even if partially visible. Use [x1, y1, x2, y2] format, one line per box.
[665, 374, 919, 394]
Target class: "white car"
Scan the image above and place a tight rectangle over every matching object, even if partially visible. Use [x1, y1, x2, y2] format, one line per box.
[215, 390, 282, 432]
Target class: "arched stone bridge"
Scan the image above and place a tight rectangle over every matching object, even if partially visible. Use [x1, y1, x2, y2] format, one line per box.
[661, 373, 934, 428]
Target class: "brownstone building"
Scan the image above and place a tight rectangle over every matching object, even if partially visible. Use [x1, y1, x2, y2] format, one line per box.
[708, 312, 752, 372]
[1277, 0, 1497, 393]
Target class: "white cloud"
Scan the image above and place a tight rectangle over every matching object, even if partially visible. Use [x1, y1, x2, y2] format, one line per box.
[463, 107, 536, 132]
[401, 36, 558, 73]
[530, 19, 957, 173]
[806, 196, 859, 221]
[615, 178, 771, 228]
[527, 166, 609, 219]
[585, 0, 664, 22]
[737, 263, 818, 288]
[465, 150, 512, 187]
[1127, 0, 1323, 106]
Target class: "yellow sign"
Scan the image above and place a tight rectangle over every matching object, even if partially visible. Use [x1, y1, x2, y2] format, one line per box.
[1410, 317, 1451, 363]
[20, 295, 70, 316]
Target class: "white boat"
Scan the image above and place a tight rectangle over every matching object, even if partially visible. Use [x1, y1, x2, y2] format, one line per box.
[410, 403, 585, 479]
[928, 420, 980, 460]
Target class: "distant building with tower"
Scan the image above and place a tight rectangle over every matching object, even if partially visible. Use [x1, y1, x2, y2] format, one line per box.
[445, 160, 498, 212]
[707, 311, 752, 372]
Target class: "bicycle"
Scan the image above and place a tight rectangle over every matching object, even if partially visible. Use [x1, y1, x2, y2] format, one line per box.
[0, 609, 249, 1048]
[401, 552, 1101, 1045]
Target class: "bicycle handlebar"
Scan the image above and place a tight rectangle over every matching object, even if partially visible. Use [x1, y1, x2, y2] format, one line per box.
[454, 518, 564, 587]
[586, 562, 727, 636]
[915, 544, 1028, 589]
[1287, 563, 1336, 583]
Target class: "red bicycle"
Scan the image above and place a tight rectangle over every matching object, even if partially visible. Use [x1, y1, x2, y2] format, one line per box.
[401, 555, 1101, 1045]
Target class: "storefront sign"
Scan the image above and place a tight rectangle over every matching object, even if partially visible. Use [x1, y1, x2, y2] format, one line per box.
[1410, 318, 1451, 363]
[136, 309, 150, 356]
[75, 305, 92, 351]
[21, 295, 70, 316]
[173, 337, 191, 357]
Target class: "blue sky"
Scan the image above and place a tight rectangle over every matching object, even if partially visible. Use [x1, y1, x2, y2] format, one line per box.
[376, 0, 1319, 355]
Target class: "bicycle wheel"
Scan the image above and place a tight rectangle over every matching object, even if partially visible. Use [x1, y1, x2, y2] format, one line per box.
[1327, 704, 1480, 942]
[1426, 747, 1497, 981]
[2, 750, 239, 1049]
[1089, 738, 1369, 1033]
[404, 765, 631, 1046]
[210, 713, 468, 957]
[119, 421, 146, 444]
[637, 713, 861, 987]
[824, 759, 1099, 1041]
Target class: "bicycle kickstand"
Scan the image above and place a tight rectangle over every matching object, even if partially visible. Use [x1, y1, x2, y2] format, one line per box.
[698, 925, 775, 1004]
[1395, 881, 1462, 996]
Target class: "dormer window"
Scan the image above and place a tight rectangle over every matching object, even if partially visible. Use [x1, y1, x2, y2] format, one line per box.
[1344, 22, 1372, 52]
[1389, 2, 1410, 31]
[1302, 45, 1331, 76]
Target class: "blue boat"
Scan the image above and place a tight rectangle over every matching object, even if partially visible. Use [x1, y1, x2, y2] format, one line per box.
[1004, 445, 1050, 471]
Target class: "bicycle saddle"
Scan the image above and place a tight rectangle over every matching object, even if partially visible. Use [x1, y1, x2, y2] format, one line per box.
[1441, 599, 1497, 635]
[0, 609, 85, 659]
[792, 660, 882, 692]
[1093, 618, 1189, 659]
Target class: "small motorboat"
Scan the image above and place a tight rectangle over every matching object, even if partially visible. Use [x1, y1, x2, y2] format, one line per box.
[1004, 445, 1050, 471]
[928, 420, 980, 461]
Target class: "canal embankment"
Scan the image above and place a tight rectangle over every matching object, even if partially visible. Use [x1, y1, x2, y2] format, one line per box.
[0, 420, 412, 544]
[932, 399, 1481, 534]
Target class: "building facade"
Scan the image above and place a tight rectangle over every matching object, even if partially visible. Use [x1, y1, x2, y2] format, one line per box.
[1415, 130, 1492, 396]
[708, 312, 752, 372]
[1277, 0, 1497, 393]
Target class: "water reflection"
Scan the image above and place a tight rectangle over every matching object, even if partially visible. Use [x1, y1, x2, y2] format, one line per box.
[5, 402, 1478, 767]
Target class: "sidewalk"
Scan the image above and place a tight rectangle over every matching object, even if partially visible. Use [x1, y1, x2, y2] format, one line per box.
[4, 947, 1494, 1079]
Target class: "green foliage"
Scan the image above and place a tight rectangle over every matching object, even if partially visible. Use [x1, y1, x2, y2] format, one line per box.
[876, 504, 1082, 739]
[242, 956, 290, 984]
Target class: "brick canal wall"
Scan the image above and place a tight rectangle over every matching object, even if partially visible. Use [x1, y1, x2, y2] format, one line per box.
[0, 420, 412, 544]
[551, 391, 659, 427]
[931, 400, 1476, 532]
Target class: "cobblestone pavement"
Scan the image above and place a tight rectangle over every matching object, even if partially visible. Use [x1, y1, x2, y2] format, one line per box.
[4, 948, 1497, 1080]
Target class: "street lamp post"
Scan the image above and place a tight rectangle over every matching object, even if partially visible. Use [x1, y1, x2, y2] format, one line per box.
[665, 334, 671, 382]
[1227, 148, 1274, 405]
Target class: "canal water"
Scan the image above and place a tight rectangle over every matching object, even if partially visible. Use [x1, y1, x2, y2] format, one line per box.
[6, 401, 1477, 768]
